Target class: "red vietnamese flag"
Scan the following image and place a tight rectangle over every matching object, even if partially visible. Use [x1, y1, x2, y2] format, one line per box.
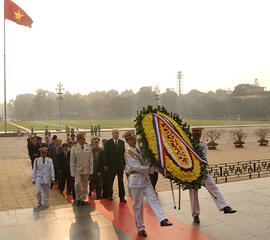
[5, 0, 33, 28]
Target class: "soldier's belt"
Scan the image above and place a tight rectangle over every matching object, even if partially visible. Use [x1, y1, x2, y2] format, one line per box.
[129, 170, 138, 175]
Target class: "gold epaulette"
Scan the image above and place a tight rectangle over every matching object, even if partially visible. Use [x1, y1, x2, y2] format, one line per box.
[35, 158, 39, 169]
[126, 149, 144, 165]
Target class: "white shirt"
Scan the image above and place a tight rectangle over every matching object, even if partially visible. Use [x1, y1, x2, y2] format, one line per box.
[32, 157, 55, 184]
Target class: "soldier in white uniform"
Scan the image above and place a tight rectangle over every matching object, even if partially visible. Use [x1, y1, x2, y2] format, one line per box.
[32, 147, 55, 209]
[189, 128, 236, 224]
[70, 133, 93, 206]
[123, 130, 172, 237]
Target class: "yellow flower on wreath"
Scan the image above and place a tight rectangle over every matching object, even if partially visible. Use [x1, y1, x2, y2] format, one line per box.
[142, 112, 201, 183]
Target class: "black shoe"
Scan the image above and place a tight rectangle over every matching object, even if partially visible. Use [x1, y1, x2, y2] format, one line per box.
[80, 201, 89, 206]
[138, 230, 147, 237]
[193, 215, 200, 224]
[120, 198, 127, 203]
[74, 200, 81, 206]
[223, 206, 237, 214]
[160, 218, 173, 227]
[108, 197, 113, 201]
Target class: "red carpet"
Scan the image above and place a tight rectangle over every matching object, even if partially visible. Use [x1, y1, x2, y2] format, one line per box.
[87, 197, 212, 240]
[55, 184, 211, 240]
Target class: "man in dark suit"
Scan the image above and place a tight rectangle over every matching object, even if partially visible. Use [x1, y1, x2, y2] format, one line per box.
[36, 137, 43, 157]
[42, 135, 52, 148]
[97, 139, 108, 199]
[104, 129, 126, 202]
[48, 139, 63, 186]
[58, 143, 69, 193]
[28, 136, 39, 168]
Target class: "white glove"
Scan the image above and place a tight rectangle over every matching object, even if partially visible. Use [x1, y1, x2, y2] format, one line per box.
[149, 167, 155, 174]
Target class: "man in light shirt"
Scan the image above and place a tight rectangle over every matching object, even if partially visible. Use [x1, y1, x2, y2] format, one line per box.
[70, 133, 93, 206]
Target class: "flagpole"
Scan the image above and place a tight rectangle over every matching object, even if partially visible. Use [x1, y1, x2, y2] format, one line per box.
[3, 0, 7, 133]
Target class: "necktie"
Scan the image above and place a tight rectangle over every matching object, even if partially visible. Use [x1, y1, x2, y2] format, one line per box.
[136, 148, 140, 153]
[65, 151, 67, 158]
[43, 158, 45, 164]
[81, 145, 84, 150]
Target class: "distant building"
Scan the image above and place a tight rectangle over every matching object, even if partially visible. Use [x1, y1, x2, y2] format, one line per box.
[232, 82, 266, 99]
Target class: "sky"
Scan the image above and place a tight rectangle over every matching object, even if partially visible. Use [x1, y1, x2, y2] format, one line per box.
[0, 0, 270, 101]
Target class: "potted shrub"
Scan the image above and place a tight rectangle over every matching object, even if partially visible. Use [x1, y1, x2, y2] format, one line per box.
[255, 128, 270, 146]
[232, 129, 246, 148]
[203, 129, 222, 150]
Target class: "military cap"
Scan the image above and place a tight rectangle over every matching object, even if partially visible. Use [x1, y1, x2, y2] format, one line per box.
[77, 132, 86, 140]
[191, 127, 204, 134]
[39, 147, 48, 152]
[122, 130, 136, 141]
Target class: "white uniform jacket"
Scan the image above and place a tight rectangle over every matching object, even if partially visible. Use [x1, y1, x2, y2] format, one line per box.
[70, 144, 93, 177]
[32, 157, 55, 184]
[125, 147, 154, 188]
[199, 142, 207, 159]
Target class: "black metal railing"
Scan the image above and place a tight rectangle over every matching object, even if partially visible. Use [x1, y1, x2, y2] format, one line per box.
[208, 159, 270, 184]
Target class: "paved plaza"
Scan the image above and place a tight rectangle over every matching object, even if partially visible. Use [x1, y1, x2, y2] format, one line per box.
[0, 131, 270, 239]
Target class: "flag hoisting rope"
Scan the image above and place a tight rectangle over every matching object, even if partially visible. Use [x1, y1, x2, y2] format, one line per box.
[3, 0, 33, 132]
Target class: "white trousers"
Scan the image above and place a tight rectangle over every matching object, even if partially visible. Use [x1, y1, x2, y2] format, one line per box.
[36, 183, 50, 206]
[130, 183, 166, 231]
[75, 174, 89, 201]
[189, 173, 228, 217]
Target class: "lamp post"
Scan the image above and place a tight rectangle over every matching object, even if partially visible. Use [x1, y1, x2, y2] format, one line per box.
[227, 88, 232, 127]
[153, 85, 160, 107]
[177, 71, 182, 115]
[177, 71, 182, 96]
[56, 82, 64, 132]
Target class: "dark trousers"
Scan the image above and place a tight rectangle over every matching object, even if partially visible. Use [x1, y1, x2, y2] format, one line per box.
[102, 174, 109, 198]
[107, 169, 125, 199]
[89, 174, 102, 198]
[59, 171, 73, 194]
[150, 172, 159, 191]
[55, 170, 59, 186]
[31, 157, 35, 169]
[51, 168, 59, 189]
[58, 171, 65, 192]
[66, 173, 72, 194]
[71, 176, 76, 200]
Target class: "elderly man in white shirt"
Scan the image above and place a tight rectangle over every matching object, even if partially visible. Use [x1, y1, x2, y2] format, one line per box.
[123, 130, 172, 237]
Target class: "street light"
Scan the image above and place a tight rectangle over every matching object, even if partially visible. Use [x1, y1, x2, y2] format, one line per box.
[177, 71, 183, 115]
[177, 71, 182, 96]
[153, 85, 160, 107]
[227, 88, 232, 127]
[56, 82, 64, 131]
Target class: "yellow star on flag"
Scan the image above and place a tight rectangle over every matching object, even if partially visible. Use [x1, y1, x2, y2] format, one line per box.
[14, 9, 24, 20]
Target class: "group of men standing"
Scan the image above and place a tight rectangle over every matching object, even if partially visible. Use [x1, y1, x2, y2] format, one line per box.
[28, 129, 130, 206]
[29, 127, 236, 238]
